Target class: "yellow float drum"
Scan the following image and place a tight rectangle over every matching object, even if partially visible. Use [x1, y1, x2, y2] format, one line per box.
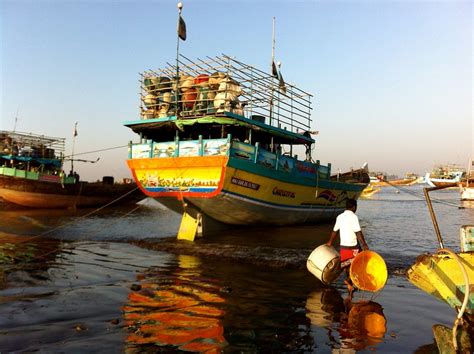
[350, 250, 387, 292]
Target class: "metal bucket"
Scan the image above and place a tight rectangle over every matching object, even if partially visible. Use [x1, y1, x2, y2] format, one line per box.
[306, 244, 341, 285]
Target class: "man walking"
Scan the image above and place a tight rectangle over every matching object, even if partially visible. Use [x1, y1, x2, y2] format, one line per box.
[326, 198, 369, 298]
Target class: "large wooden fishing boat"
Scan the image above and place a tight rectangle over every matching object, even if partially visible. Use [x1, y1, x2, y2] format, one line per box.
[0, 130, 143, 208]
[124, 55, 369, 236]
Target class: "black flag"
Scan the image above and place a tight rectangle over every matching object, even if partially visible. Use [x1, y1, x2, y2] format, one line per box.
[178, 15, 187, 41]
[278, 72, 286, 94]
[271, 61, 278, 79]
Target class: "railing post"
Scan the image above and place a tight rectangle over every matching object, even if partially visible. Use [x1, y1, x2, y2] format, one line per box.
[254, 142, 260, 163]
[328, 163, 332, 178]
[149, 140, 154, 158]
[175, 135, 179, 157]
[128, 141, 133, 159]
[199, 135, 203, 156]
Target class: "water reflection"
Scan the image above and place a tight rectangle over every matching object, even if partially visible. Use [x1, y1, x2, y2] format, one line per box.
[0, 232, 62, 290]
[123, 255, 227, 352]
[306, 288, 387, 351]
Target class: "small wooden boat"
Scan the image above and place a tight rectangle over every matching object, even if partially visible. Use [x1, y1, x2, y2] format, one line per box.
[424, 164, 465, 188]
[407, 186, 474, 351]
[0, 130, 144, 209]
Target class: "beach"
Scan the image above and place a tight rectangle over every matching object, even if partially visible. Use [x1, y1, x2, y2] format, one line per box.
[0, 185, 473, 352]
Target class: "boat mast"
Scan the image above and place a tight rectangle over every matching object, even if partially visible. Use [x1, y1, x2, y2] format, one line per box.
[175, 1, 184, 118]
[71, 121, 78, 173]
[269, 17, 276, 126]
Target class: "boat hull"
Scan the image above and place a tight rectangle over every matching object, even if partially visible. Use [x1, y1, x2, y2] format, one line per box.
[0, 175, 143, 209]
[407, 252, 474, 315]
[127, 155, 366, 226]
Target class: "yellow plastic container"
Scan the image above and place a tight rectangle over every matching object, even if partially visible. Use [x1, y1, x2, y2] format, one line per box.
[350, 250, 387, 292]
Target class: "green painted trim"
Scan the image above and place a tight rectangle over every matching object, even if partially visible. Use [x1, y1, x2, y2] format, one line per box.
[123, 112, 314, 145]
[228, 157, 365, 191]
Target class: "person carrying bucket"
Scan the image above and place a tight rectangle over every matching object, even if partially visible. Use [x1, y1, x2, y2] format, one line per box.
[326, 198, 369, 298]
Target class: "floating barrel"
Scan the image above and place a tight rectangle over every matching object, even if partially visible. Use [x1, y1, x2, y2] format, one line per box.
[307, 244, 341, 285]
[350, 250, 387, 292]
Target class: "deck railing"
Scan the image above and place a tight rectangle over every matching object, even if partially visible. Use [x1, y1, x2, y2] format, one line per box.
[140, 54, 313, 134]
[128, 137, 330, 180]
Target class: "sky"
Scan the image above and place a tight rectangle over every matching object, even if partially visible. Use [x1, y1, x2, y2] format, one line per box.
[1, 0, 472, 181]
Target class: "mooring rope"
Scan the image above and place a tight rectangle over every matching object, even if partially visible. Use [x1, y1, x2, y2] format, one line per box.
[0, 186, 143, 272]
[378, 178, 463, 208]
[63, 144, 128, 158]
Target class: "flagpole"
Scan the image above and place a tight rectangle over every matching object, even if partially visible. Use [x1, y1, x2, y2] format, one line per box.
[269, 17, 276, 126]
[175, 2, 183, 118]
[71, 121, 78, 173]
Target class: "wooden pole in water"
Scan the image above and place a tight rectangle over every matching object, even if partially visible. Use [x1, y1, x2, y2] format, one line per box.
[423, 186, 448, 249]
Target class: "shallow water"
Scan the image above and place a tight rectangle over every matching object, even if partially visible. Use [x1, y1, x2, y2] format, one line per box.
[0, 185, 473, 352]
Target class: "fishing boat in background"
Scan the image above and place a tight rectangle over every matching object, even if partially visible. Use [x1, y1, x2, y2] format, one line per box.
[407, 186, 474, 352]
[459, 159, 474, 201]
[360, 184, 380, 198]
[424, 164, 465, 188]
[0, 130, 143, 209]
[124, 54, 369, 238]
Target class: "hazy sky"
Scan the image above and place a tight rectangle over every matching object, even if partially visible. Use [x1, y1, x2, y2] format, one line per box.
[1, 0, 472, 181]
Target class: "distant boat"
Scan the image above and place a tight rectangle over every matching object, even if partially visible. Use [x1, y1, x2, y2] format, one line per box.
[360, 185, 381, 198]
[424, 164, 465, 188]
[459, 159, 474, 201]
[369, 172, 418, 187]
[0, 130, 144, 209]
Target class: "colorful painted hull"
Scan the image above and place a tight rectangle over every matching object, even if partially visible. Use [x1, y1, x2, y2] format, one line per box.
[127, 153, 367, 226]
[0, 174, 144, 209]
[407, 252, 474, 315]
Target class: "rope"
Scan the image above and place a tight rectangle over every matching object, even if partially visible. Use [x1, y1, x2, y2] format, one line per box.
[1, 187, 142, 271]
[378, 178, 462, 208]
[63, 145, 128, 158]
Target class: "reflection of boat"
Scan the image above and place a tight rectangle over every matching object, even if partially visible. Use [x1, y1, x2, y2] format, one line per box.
[0, 130, 144, 208]
[424, 164, 465, 188]
[406, 186, 474, 352]
[125, 54, 368, 236]
[0, 232, 62, 290]
[123, 255, 227, 352]
[459, 159, 474, 201]
[305, 289, 386, 351]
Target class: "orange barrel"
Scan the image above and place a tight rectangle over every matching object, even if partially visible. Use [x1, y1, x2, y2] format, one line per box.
[182, 87, 197, 109]
[350, 250, 387, 292]
[306, 245, 341, 285]
[194, 74, 210, 87]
